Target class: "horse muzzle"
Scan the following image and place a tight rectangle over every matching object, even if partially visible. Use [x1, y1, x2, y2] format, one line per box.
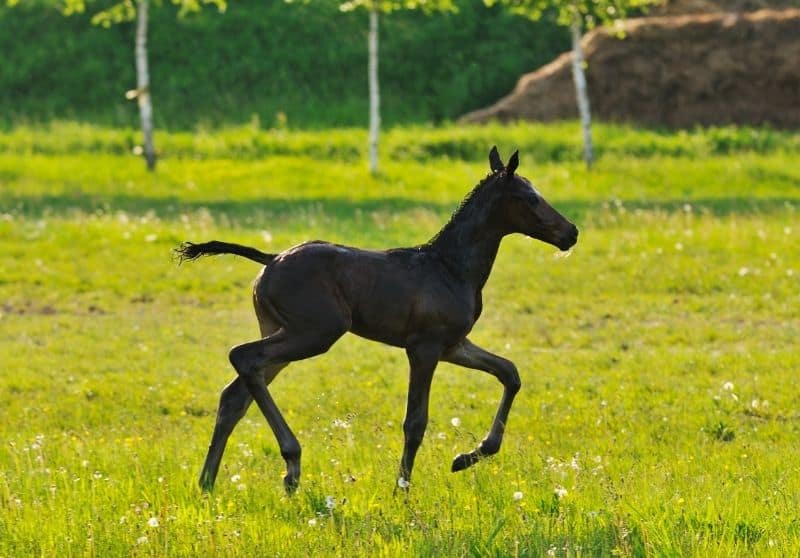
[556, 224, 579, 251]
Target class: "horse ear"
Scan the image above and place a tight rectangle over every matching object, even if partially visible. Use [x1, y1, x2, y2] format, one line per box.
[489, 146, 504, 172]
[506, 150, 519, 176]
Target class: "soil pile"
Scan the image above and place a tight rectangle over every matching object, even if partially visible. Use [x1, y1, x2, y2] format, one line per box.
[655, 0, 798, 14]
[461, 8, 800, 128]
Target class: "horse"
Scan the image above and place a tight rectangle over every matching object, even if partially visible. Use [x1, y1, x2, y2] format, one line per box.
[175, 147, 578, 493]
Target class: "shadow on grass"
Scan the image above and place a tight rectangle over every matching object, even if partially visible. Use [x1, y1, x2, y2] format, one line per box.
[1, 193, 450, 221]
[1, 193, 798, 223]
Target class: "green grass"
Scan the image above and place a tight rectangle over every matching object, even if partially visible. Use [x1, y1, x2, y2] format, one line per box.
[3, 120, 799, 163]
[1, 123, 799, 556]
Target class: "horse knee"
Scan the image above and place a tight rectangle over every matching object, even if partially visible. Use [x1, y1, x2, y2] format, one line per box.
[229, 344, 262, 378]
[280, 441, 302, 463]
[228, 345, 246, 374]
[498, 359, 521, 395]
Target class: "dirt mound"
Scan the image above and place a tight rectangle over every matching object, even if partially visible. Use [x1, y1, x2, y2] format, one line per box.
[461, 8, 800, 129]
[656, 0, 798, 14]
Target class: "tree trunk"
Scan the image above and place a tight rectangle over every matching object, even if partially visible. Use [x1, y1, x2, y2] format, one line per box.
[367, 7, 380, 175]
[135, 0, 156, 171]
[570, 17, 593, 170]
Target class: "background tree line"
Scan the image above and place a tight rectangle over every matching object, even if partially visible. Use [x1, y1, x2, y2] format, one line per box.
[0, 0, 569, 130]
[3, 0, 662, 171]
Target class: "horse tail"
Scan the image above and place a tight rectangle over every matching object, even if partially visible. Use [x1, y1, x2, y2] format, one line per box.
[174, 240, 277, 266]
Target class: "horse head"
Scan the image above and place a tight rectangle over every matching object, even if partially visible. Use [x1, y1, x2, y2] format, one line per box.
[487, 146, 578, 251]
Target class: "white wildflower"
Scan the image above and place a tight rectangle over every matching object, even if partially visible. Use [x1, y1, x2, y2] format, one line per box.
[147, 517, 159, 528]
[136, 536, 148, 545]
[397, 477, 410, 489]
[513, 491, 524, 501]
[722, 381, 734, 391]
[450, 417, 461, 427]
[554, 486, 568, 499]
[325, 496, 336, 510]
[230, 474, 241, 483]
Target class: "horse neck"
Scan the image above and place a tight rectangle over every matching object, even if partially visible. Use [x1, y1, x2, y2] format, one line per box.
[428, 208, 504, 290]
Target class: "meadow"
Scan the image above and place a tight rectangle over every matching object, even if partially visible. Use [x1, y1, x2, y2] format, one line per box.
[1, 122, 799, 556]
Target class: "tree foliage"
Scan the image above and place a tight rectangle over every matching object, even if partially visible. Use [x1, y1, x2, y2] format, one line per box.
[338, 0, 455, 14]
[487, 0, 662, 27]
[55, 0, 227, 25]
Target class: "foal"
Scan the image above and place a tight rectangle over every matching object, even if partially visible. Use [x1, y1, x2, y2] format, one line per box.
[176, 147, 578, 493]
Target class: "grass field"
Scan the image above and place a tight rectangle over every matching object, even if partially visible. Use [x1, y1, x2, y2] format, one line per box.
[1, 123, 799, 556]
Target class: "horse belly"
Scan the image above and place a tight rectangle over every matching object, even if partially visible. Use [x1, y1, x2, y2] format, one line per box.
[348, 283, 415, 347]
[349, 279, 475, 348]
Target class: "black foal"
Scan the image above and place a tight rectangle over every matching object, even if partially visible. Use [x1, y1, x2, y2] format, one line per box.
[176, 147, 578, 493]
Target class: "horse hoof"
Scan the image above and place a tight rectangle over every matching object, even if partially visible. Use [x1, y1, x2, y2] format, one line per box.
[198, 474, 215, 493]
[283, 475, 299, 494]
[451, 453, 476, 472]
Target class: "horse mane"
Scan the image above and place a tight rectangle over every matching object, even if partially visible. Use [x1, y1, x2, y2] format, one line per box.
[426, 169, 504, 249]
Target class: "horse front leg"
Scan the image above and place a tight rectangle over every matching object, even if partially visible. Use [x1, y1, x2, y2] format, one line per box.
[442, 338, 521, 472]
[397, 341, 441, 490]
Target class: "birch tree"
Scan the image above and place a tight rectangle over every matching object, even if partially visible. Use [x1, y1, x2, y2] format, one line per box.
[339, 0, 456, 174]
[130, 0, 156, 170]
[63, 0, 226, 171]
[486, 0, 660, 169]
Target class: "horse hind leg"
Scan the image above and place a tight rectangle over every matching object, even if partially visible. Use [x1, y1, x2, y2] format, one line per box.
[199, 376, 251, 491]
[228, 325, 347, 492]
[198, 362, 287, 491]
[198, 307, 284, 492]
